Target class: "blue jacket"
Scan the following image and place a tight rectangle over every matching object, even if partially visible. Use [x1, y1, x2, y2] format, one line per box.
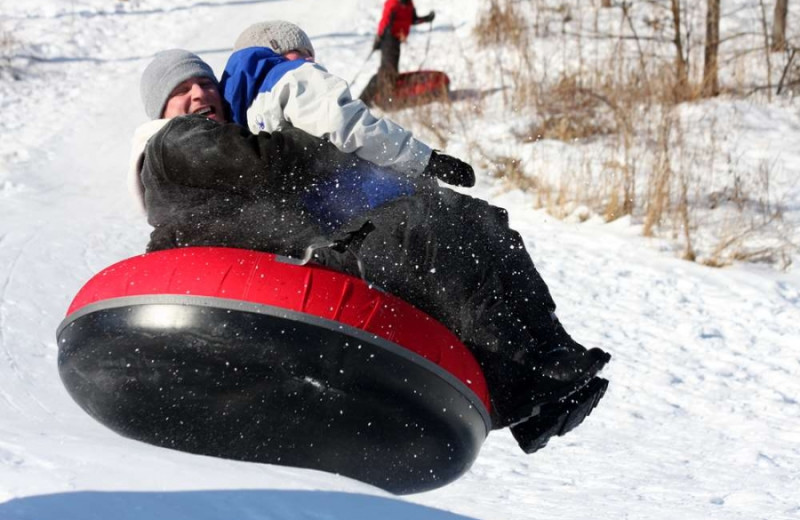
[221, 48, 306, 128]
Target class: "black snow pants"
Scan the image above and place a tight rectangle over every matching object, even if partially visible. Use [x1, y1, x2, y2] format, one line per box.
[359, 34, 401, 106]
[333, 187, 579, 425]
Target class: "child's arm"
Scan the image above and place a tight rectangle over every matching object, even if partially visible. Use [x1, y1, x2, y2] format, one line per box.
[247, 61, 433, 177]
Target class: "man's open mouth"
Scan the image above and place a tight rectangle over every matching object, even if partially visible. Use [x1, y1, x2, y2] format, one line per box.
[193, 106, 215, 116]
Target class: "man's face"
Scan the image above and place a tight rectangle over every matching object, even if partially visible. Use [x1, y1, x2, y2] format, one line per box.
[162, 77, 225, 121]
[283, 49, 314, 62]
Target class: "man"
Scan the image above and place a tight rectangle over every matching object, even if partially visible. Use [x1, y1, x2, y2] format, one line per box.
[360, 0, 435, 106]
[128, 49, 225, 213]
[131, 50, 611, 454]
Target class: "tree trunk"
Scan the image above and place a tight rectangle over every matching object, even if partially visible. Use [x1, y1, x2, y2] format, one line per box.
[601, 0, 612, 7]
[772, 0, 789, 51]
[703, 0, 721, 96]
[670, 0, 690, 99]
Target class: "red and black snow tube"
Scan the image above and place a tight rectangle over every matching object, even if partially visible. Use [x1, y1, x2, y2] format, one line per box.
[57, 247, 491, 494]
[374, 70, 450, 110]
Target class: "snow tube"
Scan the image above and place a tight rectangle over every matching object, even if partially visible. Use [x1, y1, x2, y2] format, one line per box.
[374, 70, 450, 110]
[57, 247, 491, 494]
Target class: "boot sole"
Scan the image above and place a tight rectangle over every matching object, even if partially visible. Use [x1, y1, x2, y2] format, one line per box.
[505, 352, 610, 426]
[510, 377, 609, 454]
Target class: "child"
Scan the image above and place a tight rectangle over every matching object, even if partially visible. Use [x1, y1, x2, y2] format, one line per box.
[220, 20, 474, 188]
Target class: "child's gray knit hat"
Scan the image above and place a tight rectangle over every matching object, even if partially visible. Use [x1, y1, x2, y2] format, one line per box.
[140, 49, 218, 119]
[233, 20, 315, 58]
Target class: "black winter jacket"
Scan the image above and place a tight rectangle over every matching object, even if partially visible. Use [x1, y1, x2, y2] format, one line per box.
[144, 116, 348, 257]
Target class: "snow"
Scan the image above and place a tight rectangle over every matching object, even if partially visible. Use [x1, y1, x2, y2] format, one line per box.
[1, 0, 799, 519]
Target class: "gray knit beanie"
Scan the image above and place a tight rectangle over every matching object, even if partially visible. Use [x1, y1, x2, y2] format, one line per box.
[233, 20, 315, 58]
[140, 49, 218, 120]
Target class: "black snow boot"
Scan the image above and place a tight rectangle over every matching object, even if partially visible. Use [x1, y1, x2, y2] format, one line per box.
[500, 346, 611, 427]
[511, 376, 609, 454]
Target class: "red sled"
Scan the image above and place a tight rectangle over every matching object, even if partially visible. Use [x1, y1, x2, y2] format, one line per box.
[374, 70, 450, 109]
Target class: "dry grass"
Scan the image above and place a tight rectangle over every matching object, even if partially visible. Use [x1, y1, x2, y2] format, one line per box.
[516, 76, 617, 143]
[0, 26, 16, 77]
[701, 158, 793, 269]
[473, 0, 528, 49]
[391, 1, 796, 269]
[488, 155, 532, 186]
[459, 0, 797, 269]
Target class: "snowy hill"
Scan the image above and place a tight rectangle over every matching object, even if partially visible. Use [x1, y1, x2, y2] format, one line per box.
[1, 0, 799, 519]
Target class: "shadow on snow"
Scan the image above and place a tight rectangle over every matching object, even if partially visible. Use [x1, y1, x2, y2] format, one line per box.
[0, 489, 478, 520]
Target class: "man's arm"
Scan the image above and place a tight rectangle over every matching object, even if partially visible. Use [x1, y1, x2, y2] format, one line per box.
[145, 114, 371, 196]
[145, 115, 311, 195]
[412, 7, 435, 24]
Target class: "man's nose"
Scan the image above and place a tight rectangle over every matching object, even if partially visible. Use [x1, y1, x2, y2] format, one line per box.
[189, 83, 206, 98]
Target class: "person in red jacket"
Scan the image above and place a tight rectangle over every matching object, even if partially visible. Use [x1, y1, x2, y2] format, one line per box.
[360, 0, 434, 106]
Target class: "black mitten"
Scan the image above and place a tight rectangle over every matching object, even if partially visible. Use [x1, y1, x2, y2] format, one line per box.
[419, 11, 435, 23]
[423, 151, 475, 187]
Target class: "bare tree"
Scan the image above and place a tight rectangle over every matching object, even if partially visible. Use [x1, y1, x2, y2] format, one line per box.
[670, 0, 690, 98]
[772, 0, 789, 51]
[703, 0, 721, 96]
[758, 0, 774, 100]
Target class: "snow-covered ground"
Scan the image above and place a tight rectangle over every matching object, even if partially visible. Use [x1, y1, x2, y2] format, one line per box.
[1, 0, 799, 519]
